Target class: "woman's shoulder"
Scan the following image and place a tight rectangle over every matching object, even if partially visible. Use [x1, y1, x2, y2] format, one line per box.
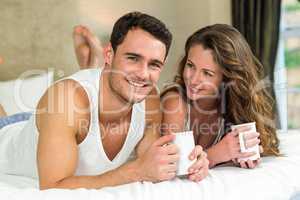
[160, 84, 188, 114]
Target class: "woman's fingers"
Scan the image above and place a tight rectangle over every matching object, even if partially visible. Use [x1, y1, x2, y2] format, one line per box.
[243, 132, 260, 140]
[259, 145, 264, 154]
[246, 160, 255, 169]
[244, 138, 260, 148]
[239, 160, 248, 168]
[237, 151, 256, 159]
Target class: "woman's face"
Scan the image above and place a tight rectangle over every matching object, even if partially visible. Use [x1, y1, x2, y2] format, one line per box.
[183, 44, 223, 101]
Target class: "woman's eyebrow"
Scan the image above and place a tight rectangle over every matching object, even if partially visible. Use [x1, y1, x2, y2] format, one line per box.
[187, 59, 215, 73]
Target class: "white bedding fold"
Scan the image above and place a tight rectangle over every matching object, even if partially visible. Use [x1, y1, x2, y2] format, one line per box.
[0, 131, 300, 200]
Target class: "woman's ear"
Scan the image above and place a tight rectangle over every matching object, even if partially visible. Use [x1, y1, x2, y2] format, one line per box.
[103, 43, 114, 66]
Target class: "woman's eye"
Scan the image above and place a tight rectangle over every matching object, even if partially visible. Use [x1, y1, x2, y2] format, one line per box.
[204, 71, 213, 77]
[186, 63, 193, 68]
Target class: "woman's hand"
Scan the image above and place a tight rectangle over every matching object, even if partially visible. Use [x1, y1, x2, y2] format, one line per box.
[232, 145, 263, 169]
[212, 130, 256, 163]
[187, 145, 209, 182]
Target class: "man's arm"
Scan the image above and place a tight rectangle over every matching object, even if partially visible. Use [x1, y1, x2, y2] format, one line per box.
[135, 88, 161, 157]
[37, 81, 175, 190]
[36, 80, 143, 189]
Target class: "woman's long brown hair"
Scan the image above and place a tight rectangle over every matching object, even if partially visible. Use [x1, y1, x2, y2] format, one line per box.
[163, 24, 280, 156]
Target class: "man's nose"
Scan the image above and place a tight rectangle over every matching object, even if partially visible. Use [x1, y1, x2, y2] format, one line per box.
[136, 62, 149, 80]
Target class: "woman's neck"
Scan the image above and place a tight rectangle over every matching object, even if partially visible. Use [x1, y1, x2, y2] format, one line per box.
[190, 97, 219, 116]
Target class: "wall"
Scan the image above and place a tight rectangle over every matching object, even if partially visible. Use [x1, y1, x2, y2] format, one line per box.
[0, 0, 231, 88]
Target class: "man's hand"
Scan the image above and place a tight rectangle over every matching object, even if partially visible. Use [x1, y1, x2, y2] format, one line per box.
[136, 134, 179, 182]
[187, 145, 209, 182]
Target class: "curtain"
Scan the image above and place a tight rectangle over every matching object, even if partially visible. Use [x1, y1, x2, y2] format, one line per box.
[231, 0, 282, 127]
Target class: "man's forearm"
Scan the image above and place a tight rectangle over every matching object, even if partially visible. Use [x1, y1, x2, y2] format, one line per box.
[41, 160, 142, 190]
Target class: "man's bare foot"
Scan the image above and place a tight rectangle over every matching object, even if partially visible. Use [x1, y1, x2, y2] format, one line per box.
[73, 25, 103, 69]
[0, 104, 7, 117]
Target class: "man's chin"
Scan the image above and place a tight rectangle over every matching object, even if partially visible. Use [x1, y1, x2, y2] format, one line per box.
[127, 92, 150, 103]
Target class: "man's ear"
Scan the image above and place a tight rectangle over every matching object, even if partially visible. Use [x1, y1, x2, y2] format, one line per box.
[103, 43, 114, 66]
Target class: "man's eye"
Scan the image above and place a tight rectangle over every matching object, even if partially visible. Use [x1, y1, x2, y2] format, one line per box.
[128, 56, 138, 61]
[150, 64, 161, 70]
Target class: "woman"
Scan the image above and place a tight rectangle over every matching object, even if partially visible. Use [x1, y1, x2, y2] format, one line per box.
[161, 24, 280, 170]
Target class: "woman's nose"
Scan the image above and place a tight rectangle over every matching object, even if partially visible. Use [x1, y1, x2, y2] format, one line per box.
[190, 70, 202, 85]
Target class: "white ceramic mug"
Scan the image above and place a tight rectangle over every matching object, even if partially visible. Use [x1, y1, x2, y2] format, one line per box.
[231, 122, 260, 162]
[171, 131, 196, 176]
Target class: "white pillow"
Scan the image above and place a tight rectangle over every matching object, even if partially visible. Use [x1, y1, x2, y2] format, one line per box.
[0, 70, 54, 115]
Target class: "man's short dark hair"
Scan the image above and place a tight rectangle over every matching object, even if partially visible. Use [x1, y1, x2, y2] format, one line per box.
[110, 11, 172, 58]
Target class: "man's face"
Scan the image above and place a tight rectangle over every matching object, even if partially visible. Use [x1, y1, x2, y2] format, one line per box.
[107, 28, 166, 103]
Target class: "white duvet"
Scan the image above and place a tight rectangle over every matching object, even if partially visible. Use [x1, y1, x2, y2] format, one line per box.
[0, 124, 300, 200]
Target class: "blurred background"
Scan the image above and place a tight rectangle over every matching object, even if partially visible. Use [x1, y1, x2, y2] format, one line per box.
[0, 0, 231, 83]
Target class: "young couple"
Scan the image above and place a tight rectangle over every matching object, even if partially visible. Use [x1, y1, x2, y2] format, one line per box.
[0, 11, 280, 190]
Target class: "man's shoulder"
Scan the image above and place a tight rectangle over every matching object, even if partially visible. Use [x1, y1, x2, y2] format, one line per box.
[36, 79, 90, 132]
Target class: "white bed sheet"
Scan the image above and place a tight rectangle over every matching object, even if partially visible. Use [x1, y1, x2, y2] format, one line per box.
[0, 131, 299, 200]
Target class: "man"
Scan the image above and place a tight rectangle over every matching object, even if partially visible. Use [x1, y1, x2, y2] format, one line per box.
[1, 12, 209, 190]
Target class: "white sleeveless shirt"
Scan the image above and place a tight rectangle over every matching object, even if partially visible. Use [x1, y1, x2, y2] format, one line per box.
[0, 68, 145, 178]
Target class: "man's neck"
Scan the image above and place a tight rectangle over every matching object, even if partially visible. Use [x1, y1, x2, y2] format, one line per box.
[99, 66, 133, 124]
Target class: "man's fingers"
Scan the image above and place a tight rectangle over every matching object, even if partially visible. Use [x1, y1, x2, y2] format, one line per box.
[189, 145, 204, 160]
[189, 168, 207, 182]
[165, 154, 180, 163]
[164, 143, 179, 155]
[154, 134, 175, 146]
[188, 158, 204, 173]
[167, 163, 178, 173]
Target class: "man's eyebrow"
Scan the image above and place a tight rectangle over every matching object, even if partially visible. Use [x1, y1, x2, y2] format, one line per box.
[125, 52, 164, 66]
[124, 52, 142, 58]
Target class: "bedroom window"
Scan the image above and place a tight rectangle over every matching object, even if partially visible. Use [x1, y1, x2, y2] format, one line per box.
[282, 0, 300, 129]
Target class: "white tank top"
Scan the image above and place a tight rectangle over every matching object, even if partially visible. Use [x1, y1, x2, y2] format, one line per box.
[0, 68, 145, 178]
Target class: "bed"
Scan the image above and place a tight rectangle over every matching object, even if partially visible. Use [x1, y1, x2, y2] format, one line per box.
[0, 125, 299, 200]
[0, 72, 300, 200]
